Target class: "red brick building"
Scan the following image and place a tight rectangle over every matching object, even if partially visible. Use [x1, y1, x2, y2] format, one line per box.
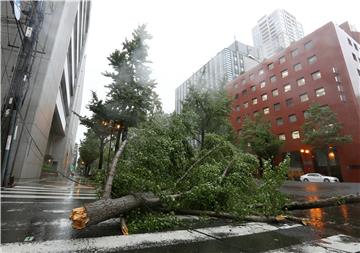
[227, 22, 360, 182]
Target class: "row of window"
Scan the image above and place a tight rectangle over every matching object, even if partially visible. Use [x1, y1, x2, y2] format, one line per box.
[234, 87, 326, 112]
[237, 40, 314, 86]
[279, 131, 300, 141]
[235, 70, 322, 98]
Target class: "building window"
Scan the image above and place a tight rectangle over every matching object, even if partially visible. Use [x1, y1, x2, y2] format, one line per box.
[279, 56, 286, 64]
[311, 71, 321, 80]
[242, 89, 247, 96]
[286, 98, 294, 107]
[315, 87, 326, 97]
[300, 93, 309, 102]
[253, 111, 259, 117]
[357, 69, 360, 76]
[294, 63, 302, 72]
[261, 93, 268, 101]
[251, 85, 256, 92]
[242, 79, 247, 85]
[252, 98, 258, 105]
[268, 63, 274, 70]
[250, 74, 255, 80]
[234, 93, 239, 99]
[340, 94, 347, 102]
[263, 107, 270, 115]
[233, 83, 239, 89]
[244, 102, 249, 108]
[352, 53, 358, 62]
[284, 83, 291, 92]
[260, 81, 266, 88]
[348, 38, 352, 46]
[291, 48, 299, 58]
[354, 43, 358, 51]
[304, 40, 313, 50]
[289, 114, 297, 123]
[279, 134, 286, 140]
[297, 77, 305, 86]
[236, 105, 240, 111]
[259, 69, 264, 75]
[276, 117, 284, 126]
[272, 89, 279, 97]
[308, 55, 317, 65]
[292, 131, 300, 139]
[273, 103, 280, 111]
[337, 85, 343, 92]
[270, 75, 277, 83]
[281, 69, 289, 78]
[236, 117, 241, 123]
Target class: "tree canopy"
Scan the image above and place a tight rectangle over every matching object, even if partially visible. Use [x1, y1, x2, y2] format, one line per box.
[302, 104, 352, 148]
[239, 115, 283, 168]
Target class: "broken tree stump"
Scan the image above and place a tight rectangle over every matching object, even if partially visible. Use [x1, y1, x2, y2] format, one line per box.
[283, 194, 360, 211]
[70, 192, 161, 229]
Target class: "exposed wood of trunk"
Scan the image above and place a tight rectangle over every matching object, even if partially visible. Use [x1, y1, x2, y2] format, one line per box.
[70, 192, 161, 229]
[220, 159, 235, 182]
[103, 139, 128, 199]
[283, 194, 360, 211]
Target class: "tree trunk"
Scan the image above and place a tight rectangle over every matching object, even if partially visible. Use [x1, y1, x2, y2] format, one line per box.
[114, 128, 123, 151]
[70, 193, 359, 229]
[103, 139, 128, 199]
[200, 129, 205, 150]
[70, 192, 161, 229]
[283, 194, 360, 210]
[98, 138, 105, 170]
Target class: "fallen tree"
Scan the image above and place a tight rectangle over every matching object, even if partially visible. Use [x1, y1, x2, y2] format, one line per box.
[70, 192, 360, 229]
[283, 194, 360, 211]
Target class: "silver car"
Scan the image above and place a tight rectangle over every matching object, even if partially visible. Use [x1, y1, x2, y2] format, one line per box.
[300, 173, 339, 182]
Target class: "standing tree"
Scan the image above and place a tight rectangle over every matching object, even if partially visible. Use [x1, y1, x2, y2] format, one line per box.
[180, 85, 233, 149]
[302, 104, 352, 175]
[79, 129, 100, 176]
[76, 92, 111, 171]
[102, 24, 161, 198]
[240, 115, 283, 173]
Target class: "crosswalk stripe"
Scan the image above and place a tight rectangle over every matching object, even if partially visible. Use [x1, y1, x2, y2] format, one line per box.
[1, 190, 96, 196]
[1, 188, 96, 195]
[1, 194, 97, 199]
[0, 223, 301, 253]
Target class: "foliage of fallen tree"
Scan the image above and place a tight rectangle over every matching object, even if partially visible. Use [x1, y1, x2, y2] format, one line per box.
[71, 114, 292, 230]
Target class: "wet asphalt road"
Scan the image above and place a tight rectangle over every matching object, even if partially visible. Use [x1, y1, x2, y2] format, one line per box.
[1, 178, 360, 252]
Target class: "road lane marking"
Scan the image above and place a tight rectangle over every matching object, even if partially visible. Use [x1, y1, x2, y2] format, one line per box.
[265, 234, 360, 253]
[1, 190, 96, 196]
[2, 187, 96, 194]
[0, 194, 97, 199]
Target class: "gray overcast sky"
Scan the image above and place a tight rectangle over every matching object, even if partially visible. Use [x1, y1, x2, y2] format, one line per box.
[76, 0, 360, 142]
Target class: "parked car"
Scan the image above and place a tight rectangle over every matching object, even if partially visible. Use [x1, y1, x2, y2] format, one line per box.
[300, 173, 339, 182]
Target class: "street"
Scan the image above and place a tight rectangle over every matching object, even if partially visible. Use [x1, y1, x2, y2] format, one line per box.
[1, 178, 360, 252]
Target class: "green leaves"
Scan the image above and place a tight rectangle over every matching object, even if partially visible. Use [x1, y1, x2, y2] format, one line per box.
[240, 115, 283, 162]
[302, 104, 352, 148]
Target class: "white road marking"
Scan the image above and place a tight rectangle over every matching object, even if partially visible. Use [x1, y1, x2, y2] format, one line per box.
[6, 208, 24, 212]
[0, 194, 97, 199]
[42, 210, 67, 213]
[0, 223, 301, 253]
[2, 187, 96, 194]
[1, 190, 96, 196]
[265, 234, 360, 253]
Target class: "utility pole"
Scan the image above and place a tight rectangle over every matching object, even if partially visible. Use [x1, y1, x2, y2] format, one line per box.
[1, 1, 45, 186]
